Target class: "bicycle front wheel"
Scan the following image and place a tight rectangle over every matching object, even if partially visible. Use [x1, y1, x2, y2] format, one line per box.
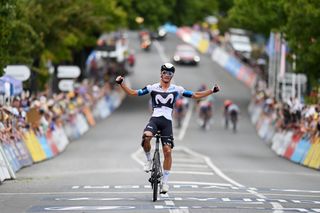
[152, 179, 158, 202]
[152, 152, 161, 202]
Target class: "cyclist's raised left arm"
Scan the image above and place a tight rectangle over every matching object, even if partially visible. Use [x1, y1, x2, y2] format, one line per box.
[182, 84, 220, 100]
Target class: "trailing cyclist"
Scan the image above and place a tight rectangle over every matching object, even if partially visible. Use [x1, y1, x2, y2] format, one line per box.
[223, 99, 232, 129]
[228, 102, 240, 133]
[173, 96, 188, 128]
[198, 96, 214, 130]
[115, 63, 220, 193]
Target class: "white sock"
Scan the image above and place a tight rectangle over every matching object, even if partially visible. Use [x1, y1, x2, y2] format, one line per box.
[162, 170, 170, 184]
[145, 152, 151, 161]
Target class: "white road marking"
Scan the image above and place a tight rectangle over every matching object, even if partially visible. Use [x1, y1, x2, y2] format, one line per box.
[177, 101, 194, 141]
[178, 147, 243, 187]
[171, 171, 214, 175]
[178, 147, 284, 213]
[173, 163, 208, 168]
[154, 40, 169, 62]
[168, 181, 233, 187]
[44, 206, 135, 211]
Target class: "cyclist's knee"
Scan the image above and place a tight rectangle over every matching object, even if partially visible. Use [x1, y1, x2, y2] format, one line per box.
[141, 131, 153, 147]
[163, 145, 172, 158]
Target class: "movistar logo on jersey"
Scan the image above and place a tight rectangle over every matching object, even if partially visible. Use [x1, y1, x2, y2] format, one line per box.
[155, 94, 174, 104]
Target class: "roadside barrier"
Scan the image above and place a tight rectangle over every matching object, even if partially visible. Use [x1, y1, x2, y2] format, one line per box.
[0, 89, 125, 183]
[250, 100, 320, 170]
[176, 27, 319, 170]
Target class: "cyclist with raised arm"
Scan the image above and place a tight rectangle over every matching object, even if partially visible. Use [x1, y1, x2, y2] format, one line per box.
[115, 63, 220, 193]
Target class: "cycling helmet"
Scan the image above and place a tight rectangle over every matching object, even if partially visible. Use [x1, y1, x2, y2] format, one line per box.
[161, 63, 175, 73]
[224, 99, 232, 107]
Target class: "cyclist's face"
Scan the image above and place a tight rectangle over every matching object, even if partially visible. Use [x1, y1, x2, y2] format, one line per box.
[161, 71, 174, 83]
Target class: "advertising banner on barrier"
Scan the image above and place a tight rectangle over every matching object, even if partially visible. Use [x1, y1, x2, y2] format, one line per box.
[46, 130, 59, 156]
[257, 117, 272, 141]
[0, 145, 12, 181]
[23, 130, 46, 162]
[82, 106, 96, 126]
[303, 137, 319, 168]
[284, 132, 303, 159]
[277, 131, 294, 156]
[15, 140, 33, 167]
[198, 39, 210, 54]
[76, 113, 89, 135]
[271, 132, 286, 154]
[307, 138, 320, 169]
[38, 135, 53, 159]
[2, 142, 21, 172]
[52, 127, 69, 152]
[290, 137, 311, 163]
[0, 145, 15, 179]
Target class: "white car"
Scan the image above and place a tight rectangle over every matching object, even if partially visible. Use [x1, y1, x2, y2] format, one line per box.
[173, 44, 200, 65]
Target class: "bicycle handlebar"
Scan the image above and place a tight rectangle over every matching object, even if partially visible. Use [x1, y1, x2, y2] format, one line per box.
[153, 131, 172, 138]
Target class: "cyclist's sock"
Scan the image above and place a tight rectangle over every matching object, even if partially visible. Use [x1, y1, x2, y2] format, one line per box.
[162, 170, 170, 184]
[145, 152, 151, 161]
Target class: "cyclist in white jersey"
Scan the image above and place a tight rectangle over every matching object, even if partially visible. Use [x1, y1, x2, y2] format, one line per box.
[116, 63, 220, 193]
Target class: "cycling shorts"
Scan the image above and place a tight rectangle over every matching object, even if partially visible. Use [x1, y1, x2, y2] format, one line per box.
[143, 116, 174, 148]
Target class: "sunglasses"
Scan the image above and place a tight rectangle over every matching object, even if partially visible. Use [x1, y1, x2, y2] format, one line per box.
[161, 71, 174, 76]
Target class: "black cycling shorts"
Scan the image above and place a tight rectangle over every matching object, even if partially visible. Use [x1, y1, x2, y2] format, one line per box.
[143, 116, 174, 148]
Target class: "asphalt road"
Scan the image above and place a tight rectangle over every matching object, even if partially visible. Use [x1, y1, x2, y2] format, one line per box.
[0, 32, 319, 213]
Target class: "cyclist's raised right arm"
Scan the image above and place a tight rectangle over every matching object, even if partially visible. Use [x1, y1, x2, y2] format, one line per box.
[116, 76, 138, 96]
[116, 76, 150, 97]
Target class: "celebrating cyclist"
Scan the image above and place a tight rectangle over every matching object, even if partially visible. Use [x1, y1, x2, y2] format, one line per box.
[115, 63, 220, 193]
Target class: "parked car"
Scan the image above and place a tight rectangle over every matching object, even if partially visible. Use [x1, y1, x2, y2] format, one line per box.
[173, 44, 200, 65]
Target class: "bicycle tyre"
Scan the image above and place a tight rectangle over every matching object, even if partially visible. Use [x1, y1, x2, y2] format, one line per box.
[152, 179, 158, 202]
[152, 152, 160, 202]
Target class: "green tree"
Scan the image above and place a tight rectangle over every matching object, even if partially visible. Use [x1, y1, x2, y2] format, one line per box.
[0, 0, 41, 73]
[283, 0, 320, 86]
[117, 0, 175, 30]
[169, 0, 219, 26]
[227, 0, 286, 36]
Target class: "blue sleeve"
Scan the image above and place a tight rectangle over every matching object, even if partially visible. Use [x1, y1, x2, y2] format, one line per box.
[182, 90, 193, 98]
[138, 86, 149, 96]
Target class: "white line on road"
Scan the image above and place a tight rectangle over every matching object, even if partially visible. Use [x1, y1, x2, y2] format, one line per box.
[171, 171, 214, 175]
[177, 101, 194, 141]
[178, 147, 243, 187]
[154, 40, 170, 63]
[178, 147, 284, 213]
[173, 163, 208, 168]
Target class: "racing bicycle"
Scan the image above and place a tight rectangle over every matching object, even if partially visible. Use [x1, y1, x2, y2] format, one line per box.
[148, 131, 170, 202]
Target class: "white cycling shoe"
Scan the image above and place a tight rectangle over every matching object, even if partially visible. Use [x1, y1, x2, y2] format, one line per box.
[160, 183, 169, 194]
[143, 160, 152, 173]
